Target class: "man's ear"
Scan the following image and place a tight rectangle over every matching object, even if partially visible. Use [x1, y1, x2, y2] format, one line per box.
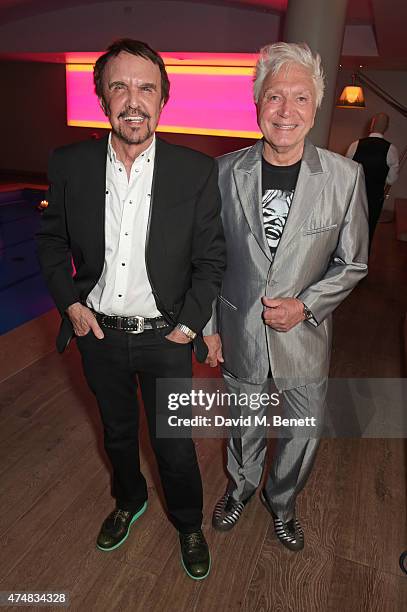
[99, 97, 107, 116]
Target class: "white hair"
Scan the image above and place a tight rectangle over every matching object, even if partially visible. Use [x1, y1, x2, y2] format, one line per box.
[253, 42, 325, 108]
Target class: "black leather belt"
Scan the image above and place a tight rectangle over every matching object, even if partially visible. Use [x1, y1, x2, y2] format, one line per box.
[92, 311, 170, 334]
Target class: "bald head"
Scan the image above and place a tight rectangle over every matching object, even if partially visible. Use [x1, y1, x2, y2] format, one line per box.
[370, 113, 389, 134]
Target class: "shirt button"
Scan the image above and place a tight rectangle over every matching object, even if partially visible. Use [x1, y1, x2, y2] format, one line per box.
[118, 294, 123, 298]
[124, 232, 129, 236]
[121, 263, 125, 266]
[119, 168, 123, 172]
[105, 190, 109, 194]
[129, 200, 133, 204]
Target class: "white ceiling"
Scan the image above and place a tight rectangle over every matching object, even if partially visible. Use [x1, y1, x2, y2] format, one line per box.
[0, 0, 406, 68]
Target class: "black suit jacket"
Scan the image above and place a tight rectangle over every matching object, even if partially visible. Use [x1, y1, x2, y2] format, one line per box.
[36, 135, 226, 361]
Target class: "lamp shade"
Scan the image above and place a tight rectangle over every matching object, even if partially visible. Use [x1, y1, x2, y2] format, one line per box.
[337, 85, 365, 108]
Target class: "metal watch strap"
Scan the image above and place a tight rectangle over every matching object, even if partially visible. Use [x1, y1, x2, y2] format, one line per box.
[176, 323, 197, 339]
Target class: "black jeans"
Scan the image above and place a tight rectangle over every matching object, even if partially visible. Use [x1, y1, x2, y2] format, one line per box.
[77, 325, 202, 533]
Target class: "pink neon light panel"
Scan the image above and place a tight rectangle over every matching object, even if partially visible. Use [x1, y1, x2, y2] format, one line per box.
[66, 66, 261, 138]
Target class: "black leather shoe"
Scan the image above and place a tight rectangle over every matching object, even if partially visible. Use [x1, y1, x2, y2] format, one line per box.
[179, 530, 211, 580]
[97, 502, 147, 551]
[212, 493, 250, 531]
[260, 490, 304, 552]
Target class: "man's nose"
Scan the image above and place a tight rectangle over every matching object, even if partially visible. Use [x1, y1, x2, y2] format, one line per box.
[127, 86, 141, 108]
[278, 98, 293, 117]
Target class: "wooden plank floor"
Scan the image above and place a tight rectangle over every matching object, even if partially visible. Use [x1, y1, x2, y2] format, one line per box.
[1, 220, 406, 612]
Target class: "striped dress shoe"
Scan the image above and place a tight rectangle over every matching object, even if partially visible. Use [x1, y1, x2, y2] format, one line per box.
[212, 493, 249, 531]
[260, 490, 304, 552]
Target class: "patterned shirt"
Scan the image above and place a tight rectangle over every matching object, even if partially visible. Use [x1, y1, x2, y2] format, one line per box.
[261, 157, 301, 261]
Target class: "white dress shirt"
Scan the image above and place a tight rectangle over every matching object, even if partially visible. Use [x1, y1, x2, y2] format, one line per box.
[346, 132, 399, 185]
[87, 134, 161, 317]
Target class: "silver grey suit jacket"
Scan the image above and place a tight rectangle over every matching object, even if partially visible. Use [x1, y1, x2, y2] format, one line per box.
[204, 139, 369, 390]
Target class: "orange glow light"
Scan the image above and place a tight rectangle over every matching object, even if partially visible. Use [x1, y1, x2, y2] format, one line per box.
[337, 85, 365, 108]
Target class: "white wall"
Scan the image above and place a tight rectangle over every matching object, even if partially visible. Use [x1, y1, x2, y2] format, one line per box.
[0, 0, 280, 53]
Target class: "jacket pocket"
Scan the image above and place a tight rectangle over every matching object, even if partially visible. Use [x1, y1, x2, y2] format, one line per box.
[219, 295, 238, 311]
[303, 224, 338, 235]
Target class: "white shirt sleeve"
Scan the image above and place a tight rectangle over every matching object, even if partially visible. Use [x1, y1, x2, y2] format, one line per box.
[386, 144, 399, 185]
[346, 140, 358, 159]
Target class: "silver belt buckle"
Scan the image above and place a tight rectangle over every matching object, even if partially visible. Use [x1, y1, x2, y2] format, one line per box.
[128, 315, 145, 334]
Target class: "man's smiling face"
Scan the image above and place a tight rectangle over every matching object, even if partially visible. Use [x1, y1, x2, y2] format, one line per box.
[100, 51, 164, 149]
[257, 63, 317, 158]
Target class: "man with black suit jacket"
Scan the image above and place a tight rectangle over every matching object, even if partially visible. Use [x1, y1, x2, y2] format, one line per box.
[36, 39, 225, 580]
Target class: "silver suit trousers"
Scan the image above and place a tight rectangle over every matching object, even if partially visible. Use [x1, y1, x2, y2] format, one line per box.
[223, 371, 327, 522]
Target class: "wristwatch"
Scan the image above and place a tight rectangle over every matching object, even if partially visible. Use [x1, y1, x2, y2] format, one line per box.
[302, 303, 313, 321]
[176, 323, 197, 340]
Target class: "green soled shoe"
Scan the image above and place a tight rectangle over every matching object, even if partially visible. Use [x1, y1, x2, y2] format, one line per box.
[97, 502, 147, 551]
[179, 530, 211, 580]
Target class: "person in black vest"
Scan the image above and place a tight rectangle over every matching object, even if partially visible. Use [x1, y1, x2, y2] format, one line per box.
[346, 113, 399, 250]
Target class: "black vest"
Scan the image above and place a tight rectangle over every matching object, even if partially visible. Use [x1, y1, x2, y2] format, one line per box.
[353, 136, 390, 203]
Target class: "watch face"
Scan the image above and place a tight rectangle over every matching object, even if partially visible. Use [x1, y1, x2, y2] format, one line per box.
[302, 305, 311, 320]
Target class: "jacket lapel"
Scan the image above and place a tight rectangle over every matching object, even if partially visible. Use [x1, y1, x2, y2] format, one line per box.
[272, 139, 329, 262]
[149, 137, 172, 218]
[83, 135, 109, 281]
[146, 137, 171, 255]
[233, 139, 272, 262]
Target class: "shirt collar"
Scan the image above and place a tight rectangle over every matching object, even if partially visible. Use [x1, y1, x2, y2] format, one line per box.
[369, 132, 384, 139]
[107, 132, 156, 165]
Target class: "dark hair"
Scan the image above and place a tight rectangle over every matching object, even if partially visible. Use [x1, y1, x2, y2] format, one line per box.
[94, 38, 170, 104]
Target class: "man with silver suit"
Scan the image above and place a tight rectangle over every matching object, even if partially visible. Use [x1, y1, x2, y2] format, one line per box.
[204, 42, 369, 551]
